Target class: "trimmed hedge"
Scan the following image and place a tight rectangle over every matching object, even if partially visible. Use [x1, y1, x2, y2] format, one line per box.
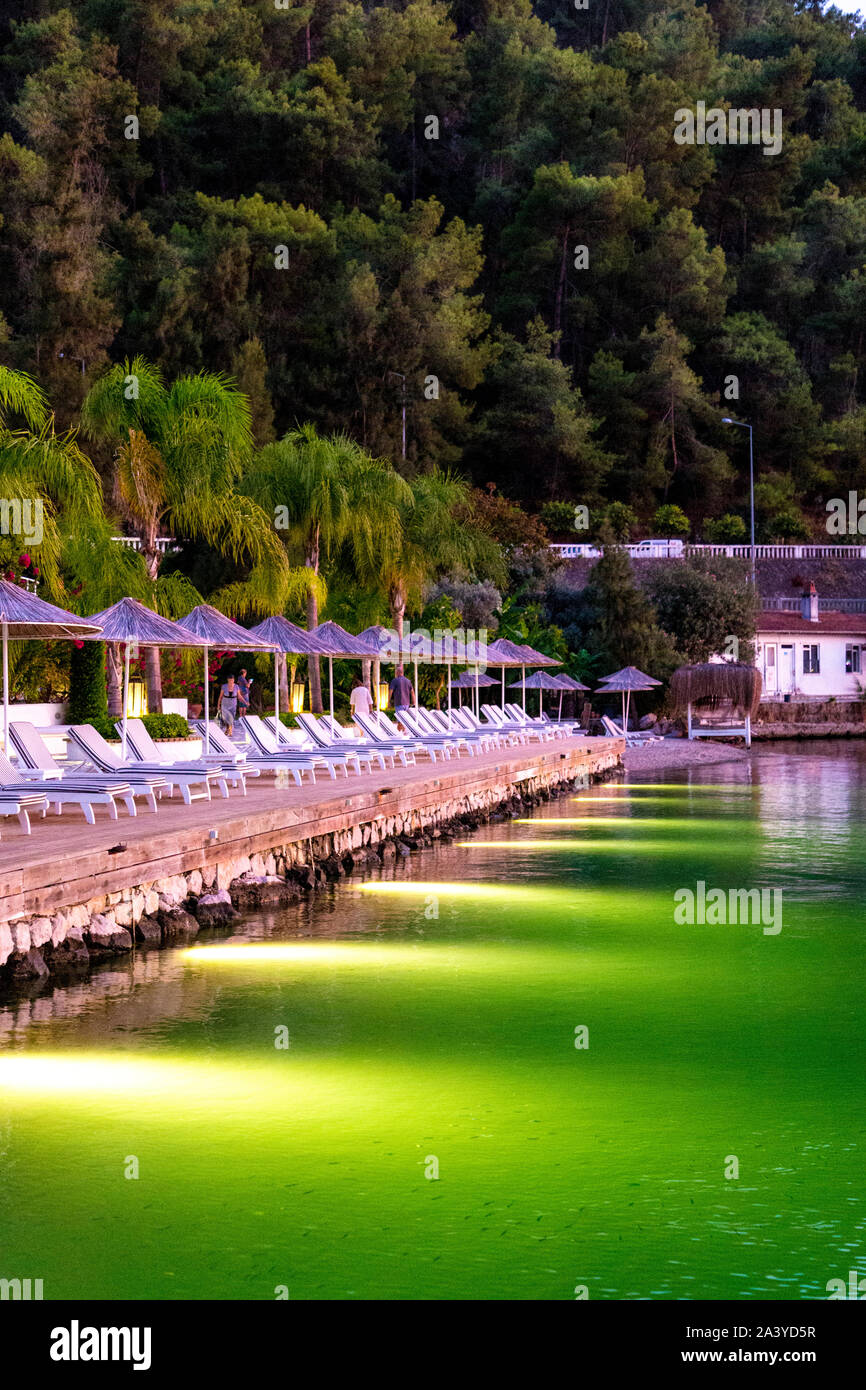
[83, 713, 191, 742]
[68, 641, 107, 724]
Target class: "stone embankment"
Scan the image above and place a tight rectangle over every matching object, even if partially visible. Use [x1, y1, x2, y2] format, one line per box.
[0, 756, 620, 986]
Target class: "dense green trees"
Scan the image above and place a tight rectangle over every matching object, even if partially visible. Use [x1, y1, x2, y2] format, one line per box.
[3, 0, 866, 541]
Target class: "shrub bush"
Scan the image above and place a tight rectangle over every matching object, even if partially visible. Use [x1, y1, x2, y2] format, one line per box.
[82, 713, 190, 742]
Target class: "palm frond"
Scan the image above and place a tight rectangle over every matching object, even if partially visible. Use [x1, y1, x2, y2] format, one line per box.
[212, 565, 325, 621]
[60, 516, 152, 613]
[0, 364, 49, 431]
[0, 422, 103, 521]
[80, 357, 166, 441]
[152, 570, 205, 618]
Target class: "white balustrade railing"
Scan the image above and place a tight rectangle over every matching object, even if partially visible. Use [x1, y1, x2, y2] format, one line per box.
[111, 536, 180, 553]
[550, 542, 866, 560]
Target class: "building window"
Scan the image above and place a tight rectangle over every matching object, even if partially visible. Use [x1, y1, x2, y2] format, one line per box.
[845, 645, 862, 674]
[803, 644, 820, 674]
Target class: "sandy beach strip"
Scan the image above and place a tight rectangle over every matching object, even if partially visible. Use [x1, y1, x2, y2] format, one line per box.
[621, 738, 750, 776]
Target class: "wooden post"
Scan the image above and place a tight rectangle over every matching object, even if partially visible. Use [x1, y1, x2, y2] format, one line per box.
[745, 713, 751, 748]
[687, 702, 693, 740]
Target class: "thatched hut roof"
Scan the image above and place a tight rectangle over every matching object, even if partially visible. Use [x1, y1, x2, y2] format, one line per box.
[670, 662, 762, 716]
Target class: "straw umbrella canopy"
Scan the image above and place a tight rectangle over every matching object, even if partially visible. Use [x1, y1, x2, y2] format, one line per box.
[550, 671, 590, 719]
[508, 669, 566, 717]
[179, 604, 276, 753]
[596, 665, 661, 734]
[0, 579, 103, 753]
[450, 668, 496, 708]
[486, 637, 561, 714]
[247, 615, 321, 732]
[450, 670, 497, 687]
[307, 621, 382, 722]
[82, 597, 208, 757]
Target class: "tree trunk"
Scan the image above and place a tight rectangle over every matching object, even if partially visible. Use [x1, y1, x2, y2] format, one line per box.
[552, 224, 570, 360]
[306, 586, 322, 712]
[389, 587, 406, 675]
[278, 653, 290, 711]
[144, 646, 163, 714]
[106, 643, 123, 718]
[306, 531, 323, 712]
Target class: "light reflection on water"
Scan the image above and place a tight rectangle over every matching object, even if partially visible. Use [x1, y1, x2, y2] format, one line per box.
[0, 743, 865, 1301]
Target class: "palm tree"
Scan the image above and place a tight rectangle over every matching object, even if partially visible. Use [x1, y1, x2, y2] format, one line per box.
[379, 471, 504, 649]
[61, 514, 205, 714]
[81, 356, 291, 710]
[242, 424, 409, 710]
[0, 365, 104, 599]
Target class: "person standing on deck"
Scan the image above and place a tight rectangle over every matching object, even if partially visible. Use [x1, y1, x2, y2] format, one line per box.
[217, 674, 239, 735]
[389, 668, 415, 727]
[350, 676, 374, 720]
[236, 668, 251, 721]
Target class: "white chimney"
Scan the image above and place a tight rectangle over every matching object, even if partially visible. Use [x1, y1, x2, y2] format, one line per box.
[801, 583, 819, 622]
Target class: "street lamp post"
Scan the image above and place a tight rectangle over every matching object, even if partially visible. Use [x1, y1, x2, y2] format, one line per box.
[722, 417, 756, 588]
[387, 371, 407, 460]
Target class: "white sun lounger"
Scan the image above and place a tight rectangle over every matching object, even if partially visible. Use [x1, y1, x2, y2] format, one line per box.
[503, 703, 572, 738]
[313, 713, 404, 769]
[429, 707, 502, 750]
[398, 707, 477, 757]
[192, 720, 318, 787]
[481, 706, 551, 743]
[9, 721, 139, 820]
[244, 714, 352, 779]
[0, 766, 50, 834]
[601, 714, 663, 745]
[349, 712, 426, 765]
[288, 714, 383, 775]
[117, 719, 231, 801]
[1, 745, 134, 824]
[66, 726, 170, 813]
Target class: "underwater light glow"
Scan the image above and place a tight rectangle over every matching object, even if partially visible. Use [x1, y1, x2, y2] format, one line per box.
[515, 817, 735, 830]
[184, 943, 359, 964]
[620, 783, 756, 792]
[571, 794, 740, 804]
[457, 839, 699, 853]
[354, 881, 540, 901]
[0, 1054, 238, 1099]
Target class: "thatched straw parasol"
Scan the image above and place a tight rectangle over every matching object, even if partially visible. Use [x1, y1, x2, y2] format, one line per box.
[83, 597, 208, 757]
[670, 662, 762, 718]
[486, 638, 561, 714]
[0, 579, 103, 753]
[179, 605, 275, 752]
[509, 668, 567, 717]
[596, 665, 661, 734]
[247, 614, 323, 729]
[307, 621, 382, 721]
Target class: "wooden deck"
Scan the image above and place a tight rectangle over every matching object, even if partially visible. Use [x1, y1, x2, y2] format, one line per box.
[0, 735, 622, 923]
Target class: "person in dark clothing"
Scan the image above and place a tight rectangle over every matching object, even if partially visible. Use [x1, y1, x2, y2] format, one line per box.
[236, 668, 251, 720]
[389, 669, 415, 710]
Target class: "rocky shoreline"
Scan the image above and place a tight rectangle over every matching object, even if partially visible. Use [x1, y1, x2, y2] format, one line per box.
[0, 756, 621, 991]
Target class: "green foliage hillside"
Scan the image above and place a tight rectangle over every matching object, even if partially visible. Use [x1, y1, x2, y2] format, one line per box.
[1, 0, 865, 536]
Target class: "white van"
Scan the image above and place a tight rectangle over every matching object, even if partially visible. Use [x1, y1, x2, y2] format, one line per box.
[629, 538, 685, 558]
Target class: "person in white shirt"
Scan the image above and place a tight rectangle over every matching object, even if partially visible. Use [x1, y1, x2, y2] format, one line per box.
[349, 677, 374, 719]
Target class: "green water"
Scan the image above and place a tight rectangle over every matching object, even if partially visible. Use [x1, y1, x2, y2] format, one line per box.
[1, 744, 865, 1301]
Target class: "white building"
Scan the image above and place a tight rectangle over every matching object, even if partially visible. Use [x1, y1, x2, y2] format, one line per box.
[756, 586, 866, 699]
